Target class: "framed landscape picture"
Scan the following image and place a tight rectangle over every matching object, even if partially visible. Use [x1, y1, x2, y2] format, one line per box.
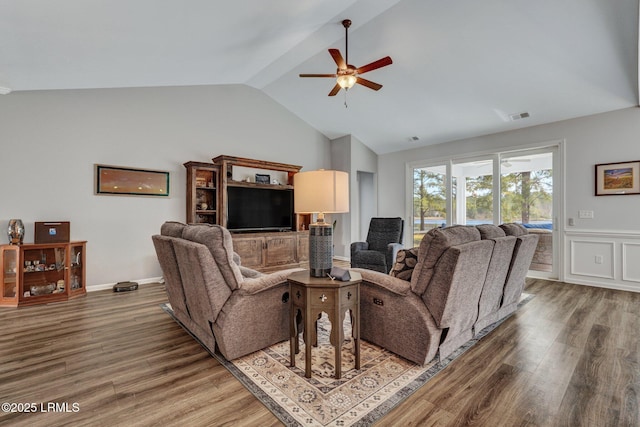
[595, 160, 640, 196]
[95, 164, 170, 197]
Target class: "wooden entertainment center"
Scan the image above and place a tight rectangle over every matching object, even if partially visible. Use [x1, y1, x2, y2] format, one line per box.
[184, 155, 311, 271]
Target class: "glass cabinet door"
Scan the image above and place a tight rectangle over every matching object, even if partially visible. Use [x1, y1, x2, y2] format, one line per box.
[22, 246, 67, 299]
[1, 245, 19, 305]
[69, 243, 84, 293]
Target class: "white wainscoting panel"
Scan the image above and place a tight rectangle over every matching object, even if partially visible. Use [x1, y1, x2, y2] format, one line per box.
[570, 240, 614, 279]
[565, 229, 640, 293]
[622, 243, 640, 283]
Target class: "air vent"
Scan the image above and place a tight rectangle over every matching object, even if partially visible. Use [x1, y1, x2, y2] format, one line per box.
[508, 112, 530, 121]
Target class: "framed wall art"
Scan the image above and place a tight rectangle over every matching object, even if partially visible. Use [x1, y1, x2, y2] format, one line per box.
[95, 164, 170, 197]
[595, 160, 640, 196]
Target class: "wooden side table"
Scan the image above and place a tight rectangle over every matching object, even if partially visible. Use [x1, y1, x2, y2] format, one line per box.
[288, 270, 361, 379]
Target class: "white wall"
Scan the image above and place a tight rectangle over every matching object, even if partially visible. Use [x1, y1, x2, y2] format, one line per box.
[357, 171, 375, 241]
[0, 84, 331, 288]
[378, 107, 640, 292]
[330, 135, 351, 258]
[330, 134, 378, 258]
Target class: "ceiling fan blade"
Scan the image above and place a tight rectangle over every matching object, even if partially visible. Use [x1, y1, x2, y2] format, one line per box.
[329, 49, 346, 69]
[356, 56, 393, 74]
[299, 73, 338, 78]
[356, 77, 382, 91]
[328, 83, 341, 96]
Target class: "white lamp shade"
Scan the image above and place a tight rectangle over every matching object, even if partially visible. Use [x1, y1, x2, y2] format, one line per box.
[294, 170, 349, 214]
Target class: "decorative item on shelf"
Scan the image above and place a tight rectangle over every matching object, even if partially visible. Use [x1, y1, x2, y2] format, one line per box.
[7, 219, 25, 245]
[294, 169, 349, 277]
[34, 221, 70, 244]
[255, 173, 270, 184]
[71, 275, 80, 290]
[30, 283, 56, 296]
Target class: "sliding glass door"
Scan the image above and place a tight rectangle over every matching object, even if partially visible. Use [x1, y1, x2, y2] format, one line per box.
[412, 164, 448, 245]
[500, 149, 555, 277]
[452, 158, 494, 226]
[411, 146, 558, 278]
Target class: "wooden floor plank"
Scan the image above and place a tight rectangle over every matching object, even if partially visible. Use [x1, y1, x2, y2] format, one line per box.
[0, 279, 638, 426]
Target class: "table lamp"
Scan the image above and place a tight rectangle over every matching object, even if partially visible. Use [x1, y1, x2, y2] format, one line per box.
[294, 170, 349, 277]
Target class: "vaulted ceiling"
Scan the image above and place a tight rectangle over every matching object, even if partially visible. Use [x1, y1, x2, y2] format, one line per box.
[2, 0, 638, 154]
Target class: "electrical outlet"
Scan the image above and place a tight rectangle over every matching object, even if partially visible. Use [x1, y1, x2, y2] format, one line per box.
[595, 255, 603, 264]
[568, 218, 575, 226]
[579, 210, 594, 219]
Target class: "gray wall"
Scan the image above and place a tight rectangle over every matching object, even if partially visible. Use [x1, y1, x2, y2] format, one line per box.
[378, 107, 640, 291]
[330, 134, 378, 258]
[0, 84, 331, 288]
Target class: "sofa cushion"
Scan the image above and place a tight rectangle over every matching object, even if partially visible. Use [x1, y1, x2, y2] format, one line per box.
[161, 221, 187, 238]
[389, 247, 419, 281]
[476, 224, 506, 239]
[181, 224, 244, 291]
[410, 225, 481, 295]
[500, 223, 528, 237]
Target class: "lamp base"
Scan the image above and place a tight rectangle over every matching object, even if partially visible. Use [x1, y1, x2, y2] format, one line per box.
[308, 222, 333, 278]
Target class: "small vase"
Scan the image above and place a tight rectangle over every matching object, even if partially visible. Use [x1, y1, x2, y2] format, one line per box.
[8, 219, 25, 245]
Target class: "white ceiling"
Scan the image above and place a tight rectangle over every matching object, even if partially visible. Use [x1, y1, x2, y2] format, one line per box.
[1, 0, 638, 154]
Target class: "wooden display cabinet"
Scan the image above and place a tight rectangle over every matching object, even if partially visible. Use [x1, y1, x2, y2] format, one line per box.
[184, 161, 219, 224]
[211, 155, 312, 271]
[0, 241, 86, 307]
[212, 155, 311, 230]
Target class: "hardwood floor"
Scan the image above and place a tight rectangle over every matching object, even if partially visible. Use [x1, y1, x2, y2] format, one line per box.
[0, 277, 638, 426]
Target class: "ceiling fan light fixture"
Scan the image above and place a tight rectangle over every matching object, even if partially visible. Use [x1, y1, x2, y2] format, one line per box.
[337, 74, 356, 89]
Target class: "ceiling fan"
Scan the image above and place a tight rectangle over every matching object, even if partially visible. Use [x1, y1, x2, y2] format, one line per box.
[299, 19, 392, 96]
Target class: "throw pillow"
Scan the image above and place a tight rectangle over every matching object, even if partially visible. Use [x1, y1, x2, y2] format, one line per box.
[389, 247, 419, 281]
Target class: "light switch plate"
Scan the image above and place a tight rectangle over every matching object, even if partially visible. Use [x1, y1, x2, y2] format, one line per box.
[579, 210, 594, 219]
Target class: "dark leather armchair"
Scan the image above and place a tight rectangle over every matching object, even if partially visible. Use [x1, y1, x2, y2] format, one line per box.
[350, 217, 404, 273]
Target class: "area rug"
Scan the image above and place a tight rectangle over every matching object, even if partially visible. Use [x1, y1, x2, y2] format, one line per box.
[161, 294, 533, 426]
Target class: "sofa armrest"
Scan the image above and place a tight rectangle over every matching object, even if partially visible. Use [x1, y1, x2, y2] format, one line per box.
[239, 268, 304, 295]
[239, 265, 264, 279]
[351, 268, 411, 296]
[351, 241, 369, 258]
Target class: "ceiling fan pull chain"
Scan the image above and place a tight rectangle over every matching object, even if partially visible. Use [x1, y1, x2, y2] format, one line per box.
[344, 90, 348, 108]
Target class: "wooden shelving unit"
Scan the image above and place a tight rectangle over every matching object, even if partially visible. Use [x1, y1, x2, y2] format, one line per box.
[211, 155, 311, 271]
[0, 241, 86, 307]
[184, 161, 219, 224]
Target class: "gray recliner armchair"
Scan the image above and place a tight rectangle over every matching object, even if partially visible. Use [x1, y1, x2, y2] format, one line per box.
[152, 222, 303, 360]
[350, 217, 404, 273]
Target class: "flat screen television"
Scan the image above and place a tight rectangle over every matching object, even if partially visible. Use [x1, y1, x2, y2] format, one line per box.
[227, 186, 294, 232]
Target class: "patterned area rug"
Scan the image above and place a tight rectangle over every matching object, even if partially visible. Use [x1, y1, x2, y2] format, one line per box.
[161, 294, 533, 426]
